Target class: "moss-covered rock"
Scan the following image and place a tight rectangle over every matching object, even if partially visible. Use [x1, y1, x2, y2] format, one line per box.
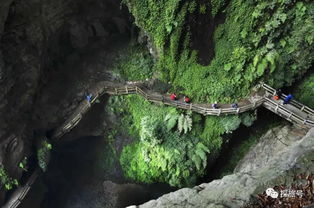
[124, 0, 314, 102]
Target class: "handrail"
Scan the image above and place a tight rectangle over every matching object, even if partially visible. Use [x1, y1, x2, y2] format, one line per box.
[6, 81, 314, 208]
[3, 168, 40, 208]
[261, 83, 314, 115]
[51, 81, 314, 140]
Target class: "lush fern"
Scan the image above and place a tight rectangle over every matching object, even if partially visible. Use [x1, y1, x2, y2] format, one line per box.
[140, 116, 163, 147]
[220, 115, 242, 133]
[164, 111, 179, 131]
[183, 114, 192, 134]
[177, 114, 184, 133]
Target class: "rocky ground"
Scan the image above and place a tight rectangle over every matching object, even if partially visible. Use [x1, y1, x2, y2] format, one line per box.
[134, 126, 314, 208]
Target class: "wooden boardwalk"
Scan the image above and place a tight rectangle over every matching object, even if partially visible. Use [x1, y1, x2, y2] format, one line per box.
[4, 81, 314, 208]
[3, 168, 40, 208]
[51, 81, 314, 140]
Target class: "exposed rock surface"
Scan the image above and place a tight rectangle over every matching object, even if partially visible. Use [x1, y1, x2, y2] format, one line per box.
[136, 126, 313, 208]
[0, 0, 132, 204]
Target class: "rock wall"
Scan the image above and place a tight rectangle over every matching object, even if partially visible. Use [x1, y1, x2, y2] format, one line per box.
[0, 0, 132, 204]
[136, 126, 313, 208]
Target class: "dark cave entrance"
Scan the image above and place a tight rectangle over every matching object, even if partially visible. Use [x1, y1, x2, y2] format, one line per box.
[188, 0, 229, 66]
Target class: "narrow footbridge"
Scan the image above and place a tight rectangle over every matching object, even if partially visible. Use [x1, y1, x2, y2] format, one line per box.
[4, 81, 314, 208]
[51, 81, 314, 140]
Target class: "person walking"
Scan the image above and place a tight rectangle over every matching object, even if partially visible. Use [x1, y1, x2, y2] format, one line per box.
[170, 93, 177, 101]
[283, 94, 293, 105]
[184, 96, 191, 103]
[86, 93, 93, 103]
[212, 101, 218, 109]
[231, 103, 238, 109]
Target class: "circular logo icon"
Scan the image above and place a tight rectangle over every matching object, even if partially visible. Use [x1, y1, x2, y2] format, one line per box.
[265, 188, 278, 199]
[270, 191, 278, 199]
[266, 188, 274, 196]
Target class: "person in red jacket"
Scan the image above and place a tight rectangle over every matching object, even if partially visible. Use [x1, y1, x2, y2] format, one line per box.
[184, 96, 191, 103]
[170, 93, 177, 100]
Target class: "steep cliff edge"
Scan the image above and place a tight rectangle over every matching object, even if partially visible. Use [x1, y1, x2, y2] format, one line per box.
[136, 126, 313, 208]
[0, 0, 132, 204]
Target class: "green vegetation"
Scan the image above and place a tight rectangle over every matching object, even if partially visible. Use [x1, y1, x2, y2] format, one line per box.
[121, 0, 184, 50]
[37, 140, 52, 172]
[218, 120, 282, 177]
[106, 95, 216, 187]
[112, 45, 154, 81]
[210, 0, 227, 17]
[294, 73, 314, 108]
[0, 166, 18, 190]
[109, 0, 314, 188]
[124, 0, 314, 102]
[220, 113, 257, 134]
[164, 109, 192, 134]
[19, 157, 28, 171]
[106, 95, 256, 187]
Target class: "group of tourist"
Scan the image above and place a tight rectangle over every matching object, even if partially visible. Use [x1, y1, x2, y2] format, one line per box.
[169, 93, 238, 109]
[84, 88, 294, 109]
[170, 93, 190, 103]
[274, 89, 293, 105]
[169, 88, 294, 110]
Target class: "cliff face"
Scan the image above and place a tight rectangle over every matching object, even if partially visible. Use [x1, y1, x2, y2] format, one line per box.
[136, 126, 313, 208]
[0, 0, 131, 203]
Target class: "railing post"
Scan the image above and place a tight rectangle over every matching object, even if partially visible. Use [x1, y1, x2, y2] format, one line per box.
[288, 112, 292, 119]
[126, 86, 128, 94]
[218, 109, 221, 116]
[236, 108, 240, 114]
[115, 88, 118, 95]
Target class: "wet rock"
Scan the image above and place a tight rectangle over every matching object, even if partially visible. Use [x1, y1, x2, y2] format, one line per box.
[103, 181, 150, 208]
[69, 21, 89, 49]
[90, 21, 109, 37]
[234, 125, 307, 173]
[137, 126, 314, 208]
[0, 0, 132, 205]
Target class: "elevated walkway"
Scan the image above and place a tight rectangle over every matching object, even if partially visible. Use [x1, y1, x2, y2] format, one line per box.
[51, 81, 314, 140]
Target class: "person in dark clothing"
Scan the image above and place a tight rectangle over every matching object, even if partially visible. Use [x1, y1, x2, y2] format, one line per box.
[212, 102, 218, 109]
[86, 93, 92, 103]
[276, 89, 282, 97]
[231, 103, 238, 109]
[283, 94, 293, 105]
